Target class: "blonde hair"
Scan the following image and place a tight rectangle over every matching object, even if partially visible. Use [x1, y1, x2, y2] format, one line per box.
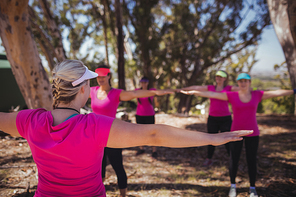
[52, 60, 87, 109]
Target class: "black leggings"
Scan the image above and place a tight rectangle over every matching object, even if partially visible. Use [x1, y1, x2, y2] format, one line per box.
[207, 115, 232, 159]
[102, 148, 127, 189]
[229, 136, 259, 187]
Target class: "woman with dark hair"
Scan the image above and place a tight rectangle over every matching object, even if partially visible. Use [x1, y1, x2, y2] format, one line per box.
[180, 72, 295, 197]
[181, 70, 239, 167]
[135, 76, 158, 158]
[90, 65, 173, 197]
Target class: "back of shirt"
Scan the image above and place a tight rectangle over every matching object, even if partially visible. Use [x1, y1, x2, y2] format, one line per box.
[16, 109, 114, 197]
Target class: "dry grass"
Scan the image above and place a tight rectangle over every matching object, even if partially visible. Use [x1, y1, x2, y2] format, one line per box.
[0, 113, 295, 197]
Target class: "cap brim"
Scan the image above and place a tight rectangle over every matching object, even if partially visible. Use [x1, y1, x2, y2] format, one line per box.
[72, 66, 98, 86]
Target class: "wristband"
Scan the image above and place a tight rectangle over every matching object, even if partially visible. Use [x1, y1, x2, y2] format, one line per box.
[294, 89, 296, 94]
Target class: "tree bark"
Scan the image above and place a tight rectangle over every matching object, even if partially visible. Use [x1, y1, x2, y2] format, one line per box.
[102, 0, 109, 65]
[267, 0, 296, 114]
[115, 0, 126, 89]
[39, 0, 66, 62]
[0, 0, 52, 110]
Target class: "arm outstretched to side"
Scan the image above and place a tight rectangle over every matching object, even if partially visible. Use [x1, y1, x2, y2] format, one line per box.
[180, 90, 228, 101]
[119, 89, 175, 101]
[107, 119, 253, 148]
[0, 112, 21, 137]
[261, 89, 294, 100]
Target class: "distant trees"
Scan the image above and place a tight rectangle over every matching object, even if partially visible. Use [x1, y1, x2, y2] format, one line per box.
[1, 0, 281, 113]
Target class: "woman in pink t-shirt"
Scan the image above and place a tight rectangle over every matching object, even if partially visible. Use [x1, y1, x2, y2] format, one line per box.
[90, 65, 174, 197]
[181, 70, 239, 167]
[0, 60, 253, 197]
[135, 77, 158, 158]
[180, 73, 295, 197]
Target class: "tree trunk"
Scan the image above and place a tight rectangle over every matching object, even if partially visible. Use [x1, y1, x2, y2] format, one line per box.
[102, 0, 109, 65]
[0, 0, 52, 110]
[115, 0, 126, 89]
[39, 0, 66, 62]
[267, 0, 296, 115]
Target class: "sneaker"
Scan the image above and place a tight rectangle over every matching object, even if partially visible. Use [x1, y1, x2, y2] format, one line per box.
[202, 158, 212, 167]
[228, 186, 236, 197]
[136, 149, 145, 156]
[152, 151, 158, 159]
[249, 188, 258, 197]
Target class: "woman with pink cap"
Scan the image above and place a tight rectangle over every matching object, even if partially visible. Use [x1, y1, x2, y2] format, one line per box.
[0, 60, 253, 196]
[181, 70, 239, 167]
[90, 64, 173, 197]
[180, 72, 296, 197]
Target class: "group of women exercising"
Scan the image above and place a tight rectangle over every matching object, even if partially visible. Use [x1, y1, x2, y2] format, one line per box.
[0, 59, 294, 197]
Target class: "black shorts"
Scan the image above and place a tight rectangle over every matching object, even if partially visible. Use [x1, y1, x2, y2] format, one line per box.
[135, 115, 155, 124]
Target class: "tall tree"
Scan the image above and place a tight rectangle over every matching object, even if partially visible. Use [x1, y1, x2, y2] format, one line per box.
[39, 0, 67, 61]
[0, 0, 52, 110]
[115, 0, 126, 89]
[267, 0, 296, 114]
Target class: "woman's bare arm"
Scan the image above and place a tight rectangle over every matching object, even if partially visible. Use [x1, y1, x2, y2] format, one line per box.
[180, 90, 228, 101]
[119, 89, 174, 101]
[261, 89, 293, 100]
[181, 85, 208, 91]
[0, 112, 21, 137]
[106, 119, 252, 148]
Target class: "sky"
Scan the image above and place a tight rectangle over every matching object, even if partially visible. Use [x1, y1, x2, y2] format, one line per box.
[251, 26, 285, 75]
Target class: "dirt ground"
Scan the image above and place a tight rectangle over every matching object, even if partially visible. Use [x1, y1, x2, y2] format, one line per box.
[0, 113, 295, 197]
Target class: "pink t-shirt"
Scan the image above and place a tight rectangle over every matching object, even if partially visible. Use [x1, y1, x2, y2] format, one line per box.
[16, 108, 114, 197]
[136, 88, 156, 116]
[208, 85, 232, 117]
[90, 87, 122, 118]
[227, 90, 264, 137]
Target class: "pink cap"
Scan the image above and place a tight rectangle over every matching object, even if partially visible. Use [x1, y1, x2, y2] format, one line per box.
[95, 68, 110, 76]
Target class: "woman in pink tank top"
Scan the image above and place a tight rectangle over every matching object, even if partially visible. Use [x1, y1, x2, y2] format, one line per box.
[181, 70, 239, 167]
[135, 77, 158, 158]
[180, 73, 295, 197]
[0, 60, 253, 197]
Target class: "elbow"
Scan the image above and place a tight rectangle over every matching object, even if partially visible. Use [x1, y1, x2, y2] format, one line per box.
[146, 125, 162, 146]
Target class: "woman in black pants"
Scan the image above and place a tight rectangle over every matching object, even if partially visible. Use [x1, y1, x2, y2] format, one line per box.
[181, 70, 238, 166]
[135, 77, 158, 158]
[89, 65, 173, 197]
[180, 72, 295, 197]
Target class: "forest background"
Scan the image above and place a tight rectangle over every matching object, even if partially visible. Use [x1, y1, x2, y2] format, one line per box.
[0, 0, 295, 115]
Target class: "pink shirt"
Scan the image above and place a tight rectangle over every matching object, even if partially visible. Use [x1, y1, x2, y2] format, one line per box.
[136, 88, 156, 116]
[227, 90, 264, 137]
[208, 85, 232, 117]
[16, 108, 114, 196]
[90, 87, 122, 118]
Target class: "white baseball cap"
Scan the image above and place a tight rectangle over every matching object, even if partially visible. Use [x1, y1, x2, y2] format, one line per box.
[72, 66, 98, 86]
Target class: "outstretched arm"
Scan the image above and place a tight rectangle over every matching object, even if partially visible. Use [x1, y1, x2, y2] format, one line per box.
[180, 90, 228, 101]
[261, 89, 294, 100]
[106, 119, 253, 148]
[0, 112, 21, 137]
[181, 85, 208, 91]
[119, 89, 174, 101]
